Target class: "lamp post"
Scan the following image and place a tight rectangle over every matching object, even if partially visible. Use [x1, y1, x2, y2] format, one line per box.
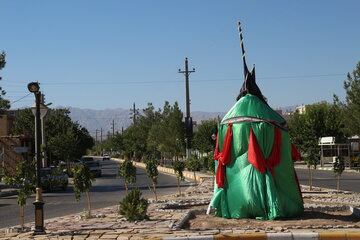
[27, 82, 45, 234]
[31, 96, 49, 168]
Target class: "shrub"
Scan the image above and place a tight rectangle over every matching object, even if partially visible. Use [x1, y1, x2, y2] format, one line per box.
[118, 189, 148, 221]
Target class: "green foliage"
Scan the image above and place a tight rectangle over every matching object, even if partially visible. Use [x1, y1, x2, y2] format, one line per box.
[0, 51, 10, 116]
[145, 159, 159, 184]
[118, 188, 149, 221]
[12, 108, 94, 166]
[207, 155, 215, 174]
[342, 61, 360, 136]
[145, 158, 159, 200]
[3, 159, 36, 206]
[122, 101, 185, 161]
[11, 108, 35, 139]
[288, 101, 345, 168]
[173, 160, 185, 181]
[333, 156, 345, 177]
[72, 162, 94, 202]
[193, 119, 218, 153]
[187, 156, 201, 172]
[117, 160, 136, 193]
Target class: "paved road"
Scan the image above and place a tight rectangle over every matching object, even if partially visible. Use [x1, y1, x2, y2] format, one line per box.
[296, 167, 360, 192]
[0, 159, 192, 229]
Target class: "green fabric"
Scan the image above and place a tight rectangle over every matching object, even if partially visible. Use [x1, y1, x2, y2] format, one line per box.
[210, 94, 304, 220]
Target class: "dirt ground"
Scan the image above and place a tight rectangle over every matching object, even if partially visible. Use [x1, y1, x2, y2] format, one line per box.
[186, 185, 360, 232]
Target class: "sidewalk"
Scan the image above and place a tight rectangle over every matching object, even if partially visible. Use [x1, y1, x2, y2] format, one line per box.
[1, 160, 360, 239]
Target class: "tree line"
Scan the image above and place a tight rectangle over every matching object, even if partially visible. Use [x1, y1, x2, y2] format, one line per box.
[95, 101, 218, 166]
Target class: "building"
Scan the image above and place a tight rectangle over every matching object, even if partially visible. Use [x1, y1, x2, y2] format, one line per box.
[295, 105, 306, 114]
[0, 110, 17, 136]
[0, 110, 33, 176]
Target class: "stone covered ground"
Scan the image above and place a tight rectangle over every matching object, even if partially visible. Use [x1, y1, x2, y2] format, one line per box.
[183, 182, 360, 233]
[2, 177, 360, 239]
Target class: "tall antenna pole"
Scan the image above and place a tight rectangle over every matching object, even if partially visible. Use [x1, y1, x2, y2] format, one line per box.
[238, 22, 248, 80]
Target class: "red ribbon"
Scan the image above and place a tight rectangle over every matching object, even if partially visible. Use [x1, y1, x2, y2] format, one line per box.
[248, 127, 282, 182]
[291, 143, 301, 162]
[214, 123, 233, 189]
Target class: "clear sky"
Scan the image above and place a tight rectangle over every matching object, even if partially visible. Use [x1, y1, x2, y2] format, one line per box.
[1, 0, 359, 113]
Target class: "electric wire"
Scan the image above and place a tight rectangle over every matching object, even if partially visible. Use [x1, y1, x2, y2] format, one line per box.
[10, 93, 32, 105]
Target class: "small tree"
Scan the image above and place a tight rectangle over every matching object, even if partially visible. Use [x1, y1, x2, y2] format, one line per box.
[187, 156, 201, 184]
[303, 150, 320, 191]
[117, 160, 136, 195]
[207, 155, 216, 186]
[333, 156, 345, 191]
[118, 188, 148, 221]
[72, 162, 94, 217]
[3, 159, 35, 230]
[173, 160, 185, 195]
[145, 159, 159, 201]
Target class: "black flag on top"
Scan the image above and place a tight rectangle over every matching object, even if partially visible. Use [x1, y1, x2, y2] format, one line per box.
[236, 22, 267, 105]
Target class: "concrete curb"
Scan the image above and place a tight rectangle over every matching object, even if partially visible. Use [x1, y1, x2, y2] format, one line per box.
[159, 232, 360, 240]
[111, 158, 211, 183]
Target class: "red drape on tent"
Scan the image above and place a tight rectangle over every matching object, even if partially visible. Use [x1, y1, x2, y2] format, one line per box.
[247, 127, 282, 181]
[215, 123, 233, 188]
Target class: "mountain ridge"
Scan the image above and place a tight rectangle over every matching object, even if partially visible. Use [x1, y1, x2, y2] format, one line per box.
[58, 105, 298, 138]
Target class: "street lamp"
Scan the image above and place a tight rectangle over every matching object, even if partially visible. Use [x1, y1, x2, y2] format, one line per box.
[31, 96, 49, 168]
[27, 82, 45, 234]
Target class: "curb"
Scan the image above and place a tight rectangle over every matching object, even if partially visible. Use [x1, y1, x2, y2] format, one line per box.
[111, 158, 211, 183]
[158, 232, 360, 240]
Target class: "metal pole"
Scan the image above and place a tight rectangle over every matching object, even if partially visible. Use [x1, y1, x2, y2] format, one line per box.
[33, 91, 45, 234]
[40, 116, 46, 167]
[185, 58, 190, 119]
[178, 58, 195, 160]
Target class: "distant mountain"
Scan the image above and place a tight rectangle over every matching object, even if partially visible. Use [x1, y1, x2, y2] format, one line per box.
[62, 105, 298, 138]
[62, 107, 226, 138]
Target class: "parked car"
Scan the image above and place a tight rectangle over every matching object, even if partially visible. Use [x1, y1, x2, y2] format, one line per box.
[40, 167, 69, 191]
[102, 154, 110, 161]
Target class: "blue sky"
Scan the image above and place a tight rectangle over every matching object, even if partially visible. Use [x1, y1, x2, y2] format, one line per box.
[1, 1, 359, 113]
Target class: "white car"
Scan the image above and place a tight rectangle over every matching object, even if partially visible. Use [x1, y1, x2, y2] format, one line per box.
[102, 154, 110, 161]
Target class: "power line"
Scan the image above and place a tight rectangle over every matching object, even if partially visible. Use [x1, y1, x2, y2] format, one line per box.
[10, 93, 32, 105]
[4, 73, 345, 86]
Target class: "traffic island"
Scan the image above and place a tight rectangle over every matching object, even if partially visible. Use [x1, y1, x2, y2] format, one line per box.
[3, 166, 360, 239]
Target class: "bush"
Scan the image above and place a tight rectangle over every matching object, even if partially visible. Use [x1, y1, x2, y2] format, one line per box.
[187, 156, 201, 172]
[119, 189, 149, 221]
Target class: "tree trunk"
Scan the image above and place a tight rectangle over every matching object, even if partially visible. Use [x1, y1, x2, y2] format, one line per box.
[125, 183, 128, 195]
[177, 177, 181, 195]
[152, 181, 157, 201]
[19, 205, 24, 230]
[193, 171, 197, 184]
[86, 191, 91, 217]
[308, 166, 313, 191]
[337, 175, 340, 191]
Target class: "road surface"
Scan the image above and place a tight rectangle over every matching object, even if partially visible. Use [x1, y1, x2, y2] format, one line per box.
[0, 159, 192, 229]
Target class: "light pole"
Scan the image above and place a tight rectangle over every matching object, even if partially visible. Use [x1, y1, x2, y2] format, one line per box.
[27, 82, 45, 234]
[31, 96, 49, 168]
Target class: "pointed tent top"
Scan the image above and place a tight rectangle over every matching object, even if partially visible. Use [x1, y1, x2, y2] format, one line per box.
[236, 22, 267, 105]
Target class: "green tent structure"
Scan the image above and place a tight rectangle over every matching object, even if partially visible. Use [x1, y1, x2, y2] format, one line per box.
[209, 22, 304, 220]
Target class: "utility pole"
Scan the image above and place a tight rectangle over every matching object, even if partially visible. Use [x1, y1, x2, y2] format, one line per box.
[111, 119, 115, 137]
[95, 129, 99, 143]
[178, 57, 195, 160]
[130, 103, 139, 125]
